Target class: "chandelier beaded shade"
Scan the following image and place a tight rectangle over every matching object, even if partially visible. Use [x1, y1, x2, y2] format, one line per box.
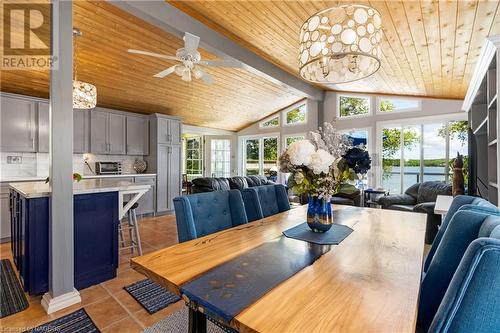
[72, 28, 97, 109]
[299, 5, 382, 84]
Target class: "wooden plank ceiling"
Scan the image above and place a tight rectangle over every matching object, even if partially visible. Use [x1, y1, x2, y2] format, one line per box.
[169, 0, 500, 100]
[0, 1, 303, 131]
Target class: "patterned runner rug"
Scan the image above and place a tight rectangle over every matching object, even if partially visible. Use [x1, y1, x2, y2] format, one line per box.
[0, 259, 29, 318]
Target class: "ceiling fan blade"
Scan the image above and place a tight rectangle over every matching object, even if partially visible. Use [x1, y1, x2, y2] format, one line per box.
[128, 49, 179, 61]
[200, 72, 214, 85]
[198, 59, 243, 68]
[153, 65, 176, 78]
[183, 32, 200, 54]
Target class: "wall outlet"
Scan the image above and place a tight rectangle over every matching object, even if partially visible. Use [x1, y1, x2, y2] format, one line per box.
[7, 156, 22, 164]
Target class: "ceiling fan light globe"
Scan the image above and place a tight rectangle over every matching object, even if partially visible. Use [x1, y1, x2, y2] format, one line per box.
[181, 70, 191, 82]
[193, 67, 204, 79]
[174, 65, 184, 76]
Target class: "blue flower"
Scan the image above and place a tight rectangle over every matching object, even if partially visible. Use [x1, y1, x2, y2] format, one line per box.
[342, 147, 371, 175]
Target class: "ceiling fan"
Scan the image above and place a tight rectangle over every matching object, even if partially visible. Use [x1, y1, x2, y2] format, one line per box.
[128, 32, 242, 85]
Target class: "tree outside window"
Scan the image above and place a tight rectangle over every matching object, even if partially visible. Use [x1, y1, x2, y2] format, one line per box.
[260, 115, 279, 128]
[339, 96, 370, 117]
[285, 104, 307, 125]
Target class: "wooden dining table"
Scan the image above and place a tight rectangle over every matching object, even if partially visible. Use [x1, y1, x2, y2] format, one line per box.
[131, 205, 426, 333]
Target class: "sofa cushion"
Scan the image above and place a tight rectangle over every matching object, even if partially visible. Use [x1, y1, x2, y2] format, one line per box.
[191, 177, 230, 192]
[414, 202, 436, 214]
[331, 196, 355, 206]
[389, 204, 415, 212]
[417, 181, 452, 204]
[405, 183, 421, 199]
[228, 176, 248, 190]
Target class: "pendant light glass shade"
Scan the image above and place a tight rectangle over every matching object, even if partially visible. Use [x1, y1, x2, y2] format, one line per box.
[73, 80, 97, 109]
[298, 5, 382, 84]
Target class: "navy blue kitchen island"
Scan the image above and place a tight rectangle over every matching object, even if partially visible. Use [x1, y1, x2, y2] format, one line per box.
[9, 180, 150, 295]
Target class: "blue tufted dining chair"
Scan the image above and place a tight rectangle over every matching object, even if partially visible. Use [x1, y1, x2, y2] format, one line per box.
[427, 227, 500, 333]
[241, 184, 290, 222]
[173, 190, 248, 243]
[424, 195, 498, 273]
[417, 211, 500, 332]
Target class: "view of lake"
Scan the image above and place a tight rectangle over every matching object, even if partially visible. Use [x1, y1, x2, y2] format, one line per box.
[382, 166, 448, 194]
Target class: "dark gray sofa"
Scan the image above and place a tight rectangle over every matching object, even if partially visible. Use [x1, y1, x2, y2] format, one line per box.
[377, 181, 452, 244]
[191, 175, 275, 193]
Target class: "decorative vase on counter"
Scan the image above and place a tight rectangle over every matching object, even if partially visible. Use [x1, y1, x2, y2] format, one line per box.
[306, 196, 333, 233]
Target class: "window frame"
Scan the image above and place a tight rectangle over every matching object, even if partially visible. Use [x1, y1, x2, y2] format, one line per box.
[337, 93, 372, 119]
[184, 136, 204, 180]
[376, 96, 422, 114]
[283, 133, 306, 150]
[259, 114, 280, 129]
[282, 101, 308, 127]
[240, 133, 281, 177]
[210, 139, 231, 178]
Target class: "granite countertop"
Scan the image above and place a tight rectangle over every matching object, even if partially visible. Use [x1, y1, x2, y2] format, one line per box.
[9, 179, 151, 199]
[0, 173, 157, 183]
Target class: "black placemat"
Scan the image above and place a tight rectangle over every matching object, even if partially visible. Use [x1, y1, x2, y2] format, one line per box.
[283, 222, 353, 245]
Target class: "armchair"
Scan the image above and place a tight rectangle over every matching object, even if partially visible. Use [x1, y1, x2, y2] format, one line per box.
[377, 181, 452, 244]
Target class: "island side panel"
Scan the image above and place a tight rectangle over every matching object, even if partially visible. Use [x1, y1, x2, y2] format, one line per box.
[10, 190, 119, 295]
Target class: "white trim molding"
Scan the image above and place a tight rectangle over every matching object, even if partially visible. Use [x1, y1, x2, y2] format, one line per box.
[462, 36, 500, 112]
[41, 289, 81, 314]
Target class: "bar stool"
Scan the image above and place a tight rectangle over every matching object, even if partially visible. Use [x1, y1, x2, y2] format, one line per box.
[119, 202, 143, 256]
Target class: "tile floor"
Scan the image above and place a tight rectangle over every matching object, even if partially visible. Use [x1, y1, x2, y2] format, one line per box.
[0, 213, 182, 333]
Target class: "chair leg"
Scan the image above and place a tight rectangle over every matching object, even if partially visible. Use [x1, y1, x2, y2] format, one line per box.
[132, 209, 143, 255]
[127, 211, 135, 254]
[118, 222, 125, 247]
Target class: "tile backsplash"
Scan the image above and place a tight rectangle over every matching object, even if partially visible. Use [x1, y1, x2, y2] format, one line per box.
[0, 152, 145, 178]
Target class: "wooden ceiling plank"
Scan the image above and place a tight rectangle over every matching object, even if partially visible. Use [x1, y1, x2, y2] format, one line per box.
[420, 0, 443, 97]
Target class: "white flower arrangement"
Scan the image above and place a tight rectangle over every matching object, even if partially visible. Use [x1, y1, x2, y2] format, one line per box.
[279, 122, 356, 198]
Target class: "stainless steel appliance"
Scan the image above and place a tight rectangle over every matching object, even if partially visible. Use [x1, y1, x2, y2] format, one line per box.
[95, 161, 122, 175]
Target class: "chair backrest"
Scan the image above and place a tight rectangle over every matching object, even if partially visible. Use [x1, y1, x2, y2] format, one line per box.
[173, 190, 248, 242]
[428, 229, 500, 333]
[417, 211, 500, 331]
[241, 184, 290, 222]
[424, 195, 497, 272]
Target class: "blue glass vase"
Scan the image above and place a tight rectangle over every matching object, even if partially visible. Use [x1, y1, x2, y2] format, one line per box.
[307, 196, 333, 233]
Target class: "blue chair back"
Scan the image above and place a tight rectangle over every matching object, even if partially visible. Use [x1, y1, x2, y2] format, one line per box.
[417, 211, 500, 331]
[241, 184, 290, 222]
[173, 190, 248, 242]
[428, 227, 500, 333]
[424, 195, 498, 272]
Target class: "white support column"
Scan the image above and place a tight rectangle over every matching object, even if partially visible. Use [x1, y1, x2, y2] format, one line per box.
[41, 0, 81, 314]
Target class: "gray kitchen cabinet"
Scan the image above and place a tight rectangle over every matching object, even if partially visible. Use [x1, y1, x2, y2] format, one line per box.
[134, 176, 156, 215]
[127, 116, 149, 155]
[90, 110, 126, 155]
[74, 109, 90, 153]
[38, 102, 50, 152]
[156, 144, 181, 212]
[0, 187, 11, 243]
[108, 113, 126, 155]
[38, 104, 89, 153]
[90, 110, 108, 154]
[157, 117, 181, 145]
[1, 96, 36, 152]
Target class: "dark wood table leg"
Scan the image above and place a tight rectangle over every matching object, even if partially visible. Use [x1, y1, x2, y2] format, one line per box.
[188, 307, 207, 333]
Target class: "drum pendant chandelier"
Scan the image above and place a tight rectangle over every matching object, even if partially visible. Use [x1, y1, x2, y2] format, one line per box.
[299, 5, 382, 84]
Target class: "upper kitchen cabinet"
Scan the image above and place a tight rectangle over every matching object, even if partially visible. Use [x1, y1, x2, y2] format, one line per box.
[90, 109, 126, 155]
[157, 116, 181, 145]
[0, 96, 36, 152]
[37, 103, 89, 153]
[126, 115, 149, 155]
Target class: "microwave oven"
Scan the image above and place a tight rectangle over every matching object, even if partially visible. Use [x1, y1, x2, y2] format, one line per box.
[95, 162, 122, 175]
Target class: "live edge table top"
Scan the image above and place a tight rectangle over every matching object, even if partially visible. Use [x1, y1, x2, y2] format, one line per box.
[131, 205, 426, 333]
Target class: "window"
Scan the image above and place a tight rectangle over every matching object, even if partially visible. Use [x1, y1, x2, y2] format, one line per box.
[245, 139, 260, 175]
[285, 135, 305, 148]
[378, 97, 421, 113]
[211, 139, 231, 177]
[380, 120, 468, 194]
[340, 129, 368, 147]
[259, 115, 279, 128]
[284, 103, 307, 125]
[244, 136, 279, 179]
[184, 136, 203, 181]
[338, 95, 370, 118]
